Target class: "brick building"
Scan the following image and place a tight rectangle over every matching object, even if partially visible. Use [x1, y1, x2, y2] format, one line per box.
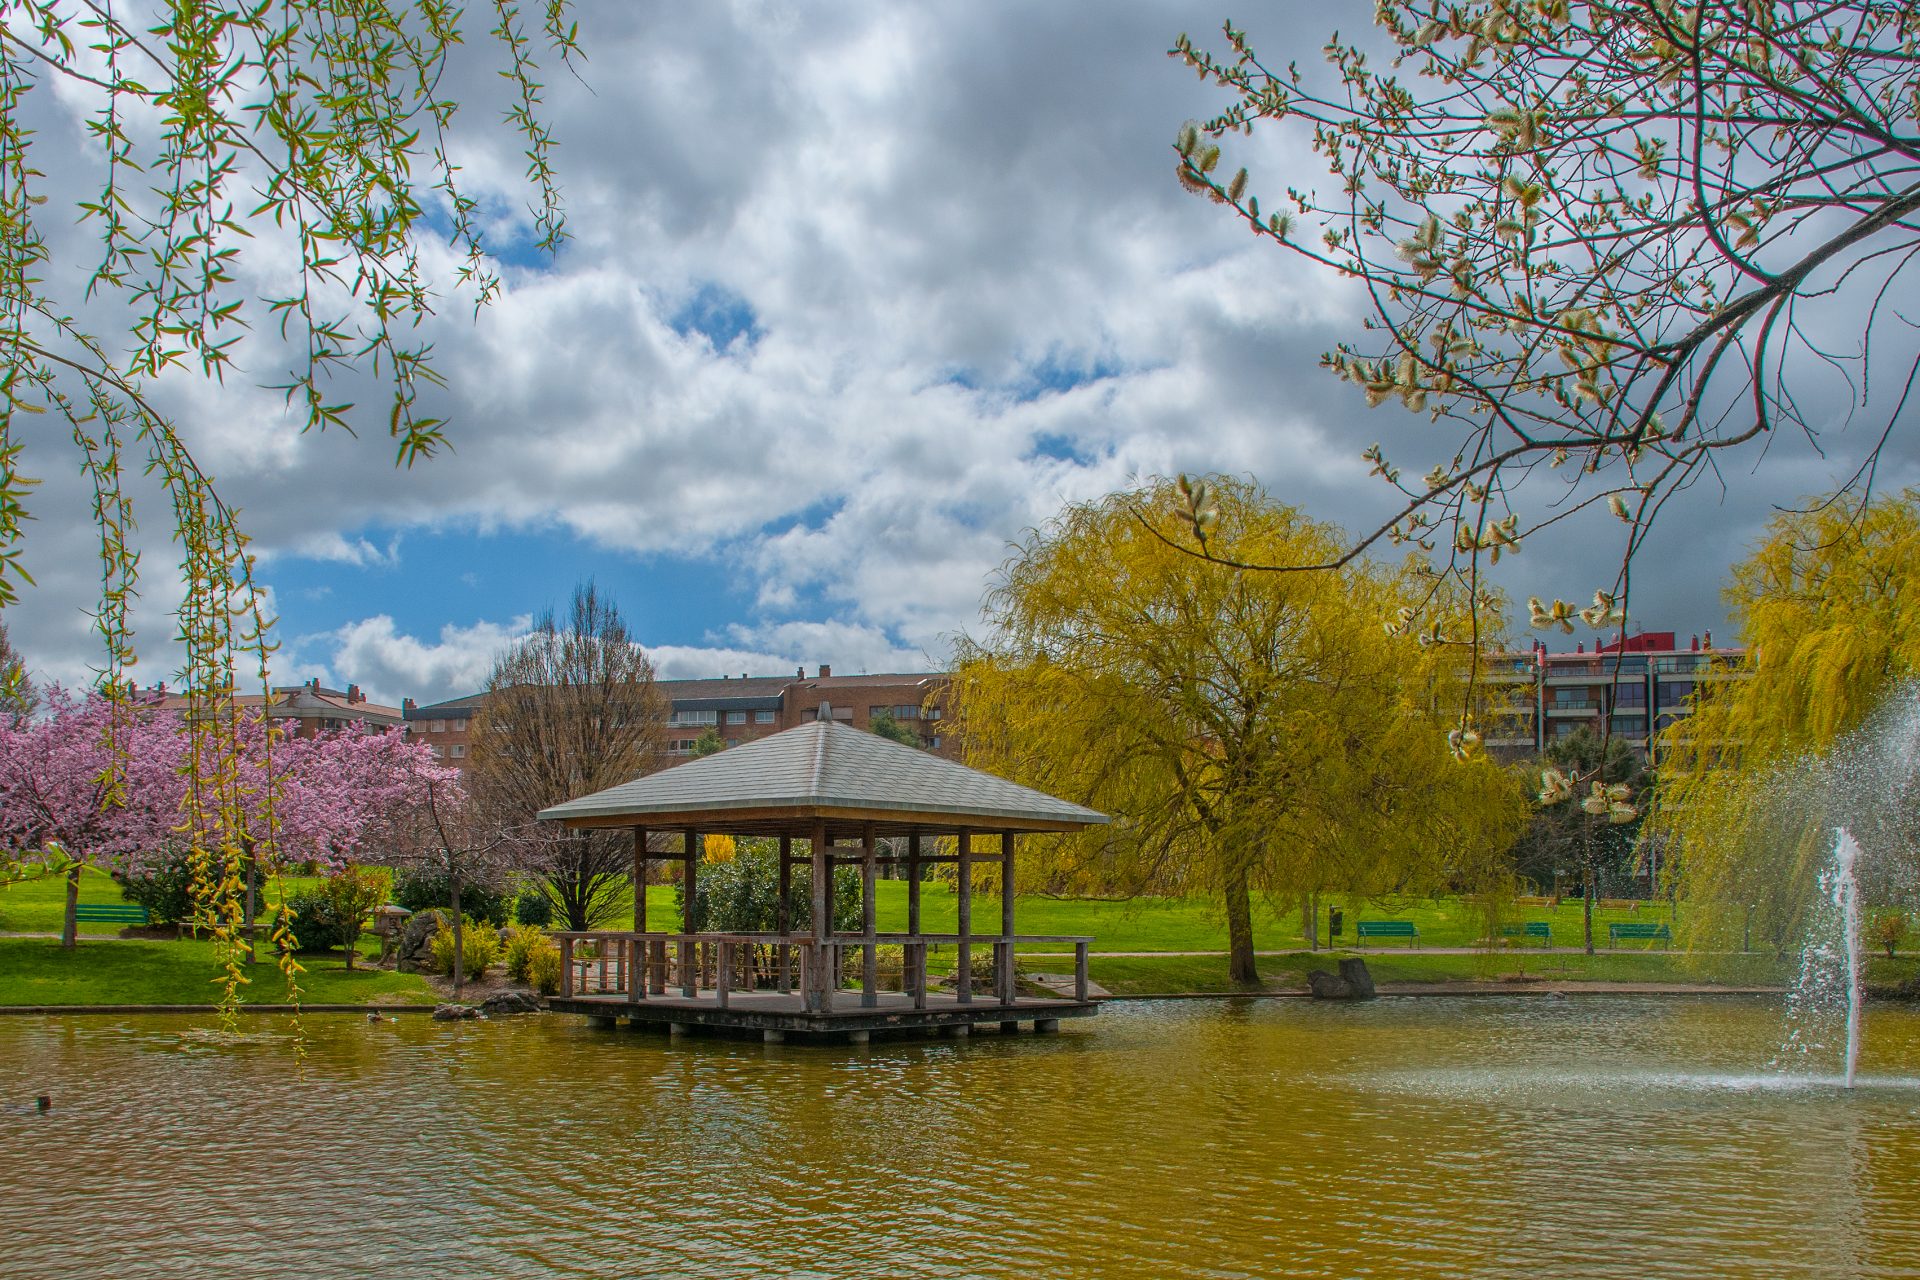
[403, 666, 951, 770]
[149, 678, 405, 738]
[1480, 629, 1746, 761]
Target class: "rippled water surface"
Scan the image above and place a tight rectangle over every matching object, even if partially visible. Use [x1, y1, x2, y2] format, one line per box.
[5, 996, 1920, 1279]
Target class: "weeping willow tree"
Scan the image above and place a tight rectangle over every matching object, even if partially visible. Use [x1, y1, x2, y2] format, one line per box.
[0, 1, 578, 1009]
[1656, 491, 1920, 953]
[951, 477, 1527, 986]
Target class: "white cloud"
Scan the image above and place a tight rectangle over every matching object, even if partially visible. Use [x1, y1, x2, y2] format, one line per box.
[9, 2, 1916, 699]
[298, 615, 533, 707]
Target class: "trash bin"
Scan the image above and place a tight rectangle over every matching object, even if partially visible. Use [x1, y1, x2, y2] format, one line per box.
[1328, 907, 1344, 938]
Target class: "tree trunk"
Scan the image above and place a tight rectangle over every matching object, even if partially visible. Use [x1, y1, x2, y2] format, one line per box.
[61, 863, 79, 949]
[1300, 893, 1318, 951]
[451, 867, 466, 996]
[1224, 863, 1258, 987]
[243, 853, 258, 964]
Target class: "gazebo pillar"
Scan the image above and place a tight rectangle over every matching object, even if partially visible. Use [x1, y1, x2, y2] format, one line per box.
[630, 825, 648, 1004]
[681, 828, 698, 997]
[906, 832, 922, 933]
[777, 833, 793, 992]
[956, 828, 973, 1004]
[809, 818, 831, 1013]
[999, 831, 1017, 1005]
[860, 823, 878, 1007]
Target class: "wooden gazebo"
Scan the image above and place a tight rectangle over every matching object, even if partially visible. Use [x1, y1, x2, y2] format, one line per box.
[536, 720, 1107, 1042]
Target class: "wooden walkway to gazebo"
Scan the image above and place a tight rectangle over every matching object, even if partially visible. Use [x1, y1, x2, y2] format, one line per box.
[538, 721, 1106, 1043]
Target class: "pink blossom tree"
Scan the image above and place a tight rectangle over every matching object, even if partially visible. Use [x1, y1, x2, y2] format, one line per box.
[0, 690, 187, 946]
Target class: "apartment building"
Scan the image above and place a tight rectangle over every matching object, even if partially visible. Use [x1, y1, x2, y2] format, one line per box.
[403, 666, 951, 770]
[148, 678, 406, 738]
[1481, 630, 1746, 762]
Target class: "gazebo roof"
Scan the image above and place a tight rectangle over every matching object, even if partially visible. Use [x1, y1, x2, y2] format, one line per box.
[538, 720, 1108, 836]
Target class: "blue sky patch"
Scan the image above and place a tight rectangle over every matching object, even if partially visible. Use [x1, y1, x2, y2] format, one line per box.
[669, 282, 764, 352]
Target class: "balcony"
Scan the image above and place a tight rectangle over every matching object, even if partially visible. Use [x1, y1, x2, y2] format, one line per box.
[1546, 699, 1600, 716]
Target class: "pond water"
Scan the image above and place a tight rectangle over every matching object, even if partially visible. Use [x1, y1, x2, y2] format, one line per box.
[4, 996, 1920, 1279]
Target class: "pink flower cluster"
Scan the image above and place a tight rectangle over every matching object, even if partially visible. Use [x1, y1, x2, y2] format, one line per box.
[0, 688, 462, 874]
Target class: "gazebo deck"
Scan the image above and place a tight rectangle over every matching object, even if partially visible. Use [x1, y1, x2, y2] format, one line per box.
[550, 987, 1097, 1040]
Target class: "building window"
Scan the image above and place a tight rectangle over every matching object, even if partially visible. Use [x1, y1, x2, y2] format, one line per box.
[724, 711, 746, 725]
[928, 735, 943, 749]
[669, 709, 717, 726]
[450, 718, 467, 733]
[667, 737, 700, 755]
[450, 744, 466, 759]
[429, 719, 446, 733]
[754, 710, 775, 724]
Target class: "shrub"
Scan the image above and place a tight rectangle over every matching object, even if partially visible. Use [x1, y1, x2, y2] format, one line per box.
[503, 924, 551, 984]
[1872, 912, 1909, 960]
[430, 919, 500, 977]
[113, 845, 268, 927]
[513, 890, 553, 927]
[840, 942, 906, 988]
[680, 838, 860, 933]
[393, 868, 509, 927]
[277, 886, 351, 953]
[527, 942, 562, 995]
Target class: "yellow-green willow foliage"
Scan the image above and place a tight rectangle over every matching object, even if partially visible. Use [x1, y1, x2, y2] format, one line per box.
[951, 477, 1527, 985]
[1, 1, 576, 1011]
[1657, 491, 1920, 952]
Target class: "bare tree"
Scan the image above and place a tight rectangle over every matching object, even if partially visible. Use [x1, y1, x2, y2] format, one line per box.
[1163, 4, 1920, 681]
[469, 582, 668, 930]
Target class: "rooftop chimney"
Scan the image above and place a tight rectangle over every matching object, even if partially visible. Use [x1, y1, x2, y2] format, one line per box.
[797, 665, 805, 679]
[1690, 634, 1699, 652]
[1576, 641, 1585, 653]
[1703, 629, 1713, 649]
[402, 698, 416, 712]
[347, 684, 361, 704]
[818, 664, 832, 679]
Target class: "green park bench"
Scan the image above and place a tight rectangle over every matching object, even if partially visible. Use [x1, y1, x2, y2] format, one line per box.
[1501, 922, 1552, 946]
[73, 903, 150, 927]
[1355, 920, 1418, 947]
[1607, 921, 1671, 949]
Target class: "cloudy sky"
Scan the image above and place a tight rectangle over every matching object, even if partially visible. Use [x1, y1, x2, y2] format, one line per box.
[9, 4, 1917, 708]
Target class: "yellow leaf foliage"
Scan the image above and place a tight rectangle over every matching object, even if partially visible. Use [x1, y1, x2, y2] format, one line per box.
[949, 477, 1528, 975]
[1657, 490, 1920, 948]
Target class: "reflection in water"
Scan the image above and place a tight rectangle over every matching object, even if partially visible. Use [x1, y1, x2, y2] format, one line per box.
[2, 997, 1919, 1279]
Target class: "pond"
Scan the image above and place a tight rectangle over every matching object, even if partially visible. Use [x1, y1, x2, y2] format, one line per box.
[3, 997, 1919, 1278]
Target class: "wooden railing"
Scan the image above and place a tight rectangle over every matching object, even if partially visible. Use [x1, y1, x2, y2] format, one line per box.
[550, 931, 1094, 1012]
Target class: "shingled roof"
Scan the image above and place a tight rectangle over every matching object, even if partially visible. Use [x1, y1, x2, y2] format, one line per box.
[538, 720, 1107, 836]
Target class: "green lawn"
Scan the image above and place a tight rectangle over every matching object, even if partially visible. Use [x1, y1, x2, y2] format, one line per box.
[1078, 949, 1920, 995]
[598, 881, 1682, 951]
[0, 866, 323, 935]
[0, 936, 436, 1006]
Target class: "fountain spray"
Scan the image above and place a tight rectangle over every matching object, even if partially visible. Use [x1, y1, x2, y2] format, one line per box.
[1833, 828, 1864, 1088]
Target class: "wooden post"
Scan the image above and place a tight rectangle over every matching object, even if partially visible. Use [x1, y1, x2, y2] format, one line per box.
[861, 823, 878, 1007]
[633, 825, 648, 932]
[1000, 830, 1017, 1005]
[956, 829, 973, 1005]
[1075, 941, 1089, 1002]
[907, 831, 922, 935]
[559, 935, 575, 998]
[777, 833, 793, 992]
[911, 942, 928, 1010]
[628, 936, 643, 1004]
[681, 829, 698, 997]
[717, 941, 732, 1010]
[810, 819, 831, 1013]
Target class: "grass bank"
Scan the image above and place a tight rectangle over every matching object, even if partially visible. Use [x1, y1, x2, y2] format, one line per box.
[0, 937, 435, 1007]
[1074, 950, 1920, 996]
